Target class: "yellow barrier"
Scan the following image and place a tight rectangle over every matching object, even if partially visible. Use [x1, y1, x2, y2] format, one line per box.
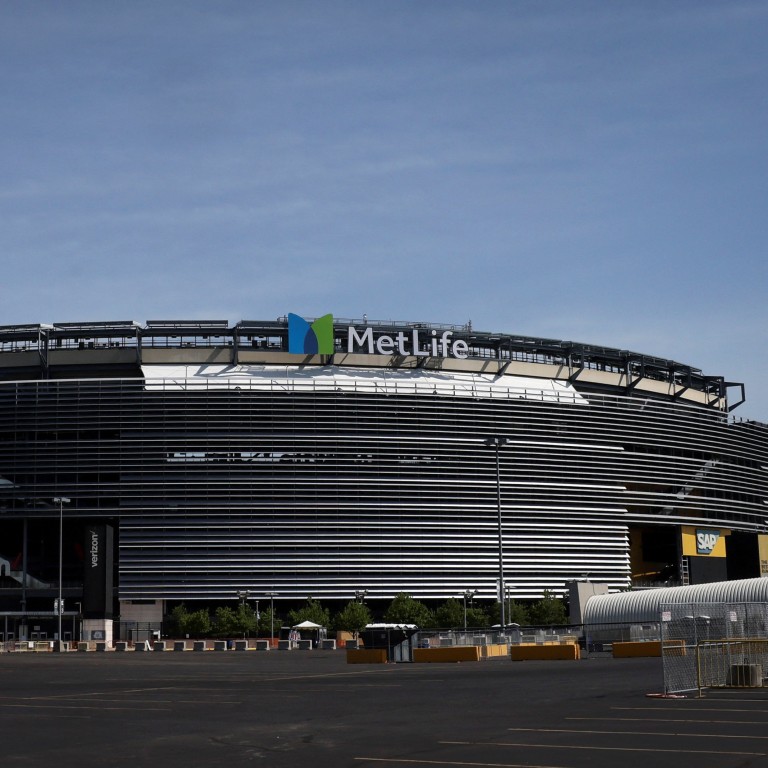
[346, 648, 388, 664]
[510, 643, 580, 661]
[611, 640, 687, 658]
[479, 644, 509, 658]
[413, 646, 481, 663]
[612, 641, 662, 658]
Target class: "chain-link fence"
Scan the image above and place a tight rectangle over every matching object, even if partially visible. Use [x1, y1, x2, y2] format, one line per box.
[416, 624, 636, 656]
[661, 602, 768, 695]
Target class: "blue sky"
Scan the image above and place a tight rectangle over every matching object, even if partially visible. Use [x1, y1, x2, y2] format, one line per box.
[2, 1, 767, 420]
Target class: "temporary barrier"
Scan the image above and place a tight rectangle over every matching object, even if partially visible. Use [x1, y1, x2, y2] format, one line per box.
[661, 602, 768, 695]
[510, 643, 580, 661]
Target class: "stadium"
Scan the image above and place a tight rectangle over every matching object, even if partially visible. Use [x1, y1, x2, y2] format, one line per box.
[1, 315, 767, 642]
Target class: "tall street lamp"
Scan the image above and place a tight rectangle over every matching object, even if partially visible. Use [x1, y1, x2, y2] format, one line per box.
[265, 591, 278, 642]
[463, 589, 477, 631]
[53, 496, 70, 650]
[236, 590, 250, 638]
[485, 437, 509, 632]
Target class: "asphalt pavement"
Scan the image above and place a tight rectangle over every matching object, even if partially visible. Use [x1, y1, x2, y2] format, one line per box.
[1, 649, 767, 767]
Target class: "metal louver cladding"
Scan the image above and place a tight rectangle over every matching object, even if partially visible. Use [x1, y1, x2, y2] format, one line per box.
[1, 357, 766, 602]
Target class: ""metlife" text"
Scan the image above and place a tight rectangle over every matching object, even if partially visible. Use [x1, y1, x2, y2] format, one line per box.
[348, 326, 469, 359]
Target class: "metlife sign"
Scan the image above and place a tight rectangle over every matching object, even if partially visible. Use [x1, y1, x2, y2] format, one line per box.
[289, 313, 470, 360]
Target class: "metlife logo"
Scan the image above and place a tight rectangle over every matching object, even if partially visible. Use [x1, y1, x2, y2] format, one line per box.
[287, 313, 334, 355]
[288, 313, 470, 360]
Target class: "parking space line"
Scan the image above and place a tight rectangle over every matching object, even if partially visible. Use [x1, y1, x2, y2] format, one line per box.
[440, 740, 765, 756]
[508, 726, 768, 740]
[355, 758, 568, 767]
[0, 702, 170, 712]
[613, 705, 768, 714]
[569, 716, 768, 725]
[0, 694, 241, 705]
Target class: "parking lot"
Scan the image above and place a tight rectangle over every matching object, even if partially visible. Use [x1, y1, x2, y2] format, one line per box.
[1, 650, 767, 767]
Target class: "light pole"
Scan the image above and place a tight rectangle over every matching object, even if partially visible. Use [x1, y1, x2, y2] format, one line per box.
[265, 591, 278, 641]
[463, 589, 477, 631]
[485, 437, 509, 632]
[236, 590, 250, 638]
[53, 496, 70, 650]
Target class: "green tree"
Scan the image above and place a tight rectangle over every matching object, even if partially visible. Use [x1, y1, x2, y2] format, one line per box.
[491, 599, 530, 627]
[185, 609, 212, 637]
[465, 604, 489, 627]
[234, 602, 258, 637]
[167, 603, 189, 636]
[434, 598, 464, 628]
[287, 598, 331, 628]
[256, 607, 278, 637]
[383, 593, 433, 627]
[528, 590, 568, 626]
[508, 600, 530, 625]
[213, 605, 238, 637]
[332, 601, 372, 637]
[213, 603, 258, 637]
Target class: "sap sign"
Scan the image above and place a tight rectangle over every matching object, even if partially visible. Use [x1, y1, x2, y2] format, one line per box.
[696, 529, 720, 555]
[682, 526, 728, 558]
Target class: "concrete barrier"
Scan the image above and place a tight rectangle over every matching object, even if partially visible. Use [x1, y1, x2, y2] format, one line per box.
[173, 641, 187, 652]
[297, 640, 313, 650]
[613, 640, 662, 658]
[277, 640, 292, 650]
[115, 642, 129, 652]
[510, 643, 580, 661]
[413, 646, 481, 663]
[612, 640, 687, 658]
[213, 640, 228, 651]
[255, 640, 270, 651]
[346, 648, 388, 664]
[153, 641, 167, 652]
[479, 643, 508, 658]
[193, 641, 207, 652]
[95, 642, 108, 652]
[320, 639, 337, 650]
[77, 642, 90, 652]
[234, 640, 249, 651]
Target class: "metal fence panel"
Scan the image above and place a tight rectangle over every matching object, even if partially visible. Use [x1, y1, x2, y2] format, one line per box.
[661, 602, 768, 694]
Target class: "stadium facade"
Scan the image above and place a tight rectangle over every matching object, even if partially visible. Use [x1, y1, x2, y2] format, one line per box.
[1, 315, 767, 640]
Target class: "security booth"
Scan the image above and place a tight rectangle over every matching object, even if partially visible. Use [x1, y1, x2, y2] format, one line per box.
[360, 623, 419, 662]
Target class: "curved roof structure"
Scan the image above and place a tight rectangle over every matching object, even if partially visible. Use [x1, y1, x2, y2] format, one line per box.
[0, 316, 745, 410]
[583, 578, 768, 625]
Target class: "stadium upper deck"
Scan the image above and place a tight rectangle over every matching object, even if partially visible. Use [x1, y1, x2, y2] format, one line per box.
[0, 317, 745, 411]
